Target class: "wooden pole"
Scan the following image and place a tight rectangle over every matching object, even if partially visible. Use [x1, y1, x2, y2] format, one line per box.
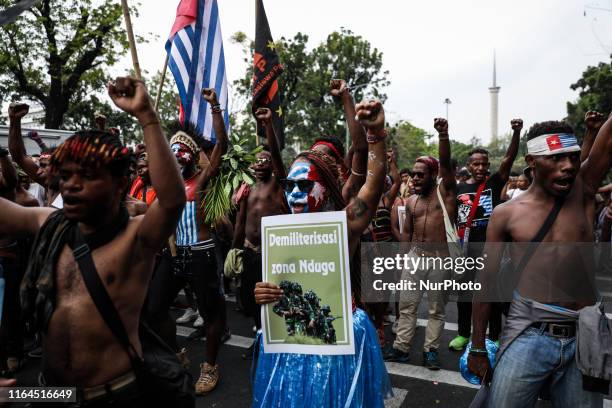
[154, 55, 170, 112]
[121, 0, 142, 80]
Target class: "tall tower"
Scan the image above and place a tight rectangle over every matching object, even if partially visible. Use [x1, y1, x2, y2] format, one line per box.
[489, 51, 500, 141]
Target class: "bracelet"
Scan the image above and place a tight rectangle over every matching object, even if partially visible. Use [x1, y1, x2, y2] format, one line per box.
[438, 132, 449, 138]
[351, 168, 366, 177]
[469, 348, 488, 355]
[141, 120, 160, 130]
[366, 129, 388, 144]
[211, 104, 223, 114]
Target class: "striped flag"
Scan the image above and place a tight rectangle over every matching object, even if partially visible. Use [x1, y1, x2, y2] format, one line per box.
[166, 0, 229, 143]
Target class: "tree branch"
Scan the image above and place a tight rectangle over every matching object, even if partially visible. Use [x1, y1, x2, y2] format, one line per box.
[4, 31, 47, 104]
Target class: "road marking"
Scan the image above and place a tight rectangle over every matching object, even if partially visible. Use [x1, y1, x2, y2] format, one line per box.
[177, 327, 477, 391]
[385, 388, 408, 408]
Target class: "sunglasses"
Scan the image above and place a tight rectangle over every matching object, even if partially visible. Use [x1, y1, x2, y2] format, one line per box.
[281, 179, 317, 193]
[255, 157, 271, 165]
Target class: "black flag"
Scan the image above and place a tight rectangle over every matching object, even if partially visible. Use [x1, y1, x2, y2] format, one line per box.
[0, 0, 41, 27]
[252, 0, 285, 149]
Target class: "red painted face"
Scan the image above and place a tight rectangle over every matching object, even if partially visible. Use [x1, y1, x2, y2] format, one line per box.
[171, 142, 195, 168]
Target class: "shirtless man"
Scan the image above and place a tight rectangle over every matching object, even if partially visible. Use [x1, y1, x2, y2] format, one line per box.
[168, 88, 228, 395]
[449, 119, 523, 351]
[468, 117, 612, 408]
[8, 104, 60, 207]
[1, 77, 185, 406]
[384, 118, 456, 369]
[231, 108, 286, 343]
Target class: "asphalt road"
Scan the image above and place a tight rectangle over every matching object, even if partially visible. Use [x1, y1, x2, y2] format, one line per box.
[10, 294, 612, 407]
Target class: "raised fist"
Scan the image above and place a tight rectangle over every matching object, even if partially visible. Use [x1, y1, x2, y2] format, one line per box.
[585, 111, 605, 130]
[108, 77, 153, 120]
[355, 99, 385, 132]
[254, 107, 272, 124]
[511, 119, 523, 132]
[434, 118, 448, 134]
[330, 79, 348, 97]
[94, 112, 107, 130]
[8, 103, 29, 120]
[202, 88, 218, 105]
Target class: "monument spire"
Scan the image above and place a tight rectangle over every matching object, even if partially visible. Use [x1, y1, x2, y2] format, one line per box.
[489, 50, 500, 141]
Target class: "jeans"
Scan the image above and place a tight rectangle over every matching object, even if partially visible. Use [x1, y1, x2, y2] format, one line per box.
[488, 326, 603, 408]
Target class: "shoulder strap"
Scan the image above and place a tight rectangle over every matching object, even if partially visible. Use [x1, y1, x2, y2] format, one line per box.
[514, 196, 565, 275]
[466, 181, 486, 229]
[68, 229, 139, 361]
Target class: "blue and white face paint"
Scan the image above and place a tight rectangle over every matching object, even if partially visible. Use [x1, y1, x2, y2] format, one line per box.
[284, 160, 327, 214]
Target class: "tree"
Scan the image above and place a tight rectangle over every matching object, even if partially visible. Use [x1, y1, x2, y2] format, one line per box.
[388, 121, 434, 170]
[566, 56, 612, 139]
[232, 28, 390, 148]
[0, 0, 141, 129]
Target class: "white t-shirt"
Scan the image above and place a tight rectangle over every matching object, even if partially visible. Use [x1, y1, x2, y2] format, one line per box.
[27, 183, 46, 207]
[507, 188, 526, 200]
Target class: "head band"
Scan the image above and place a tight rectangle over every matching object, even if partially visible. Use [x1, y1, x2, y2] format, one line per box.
[170, 131, 200, 155]
[311, 141, 342, 162]
[415, 156, 439, 175]
[527, 134, 581, 156]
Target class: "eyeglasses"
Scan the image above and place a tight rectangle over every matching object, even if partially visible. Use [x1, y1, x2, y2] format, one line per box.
[255, 157, 271, 165]
[281, 179, 316, 193]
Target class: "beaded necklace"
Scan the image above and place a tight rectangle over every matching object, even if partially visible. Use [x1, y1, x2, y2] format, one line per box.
[411, 193, 432, 243]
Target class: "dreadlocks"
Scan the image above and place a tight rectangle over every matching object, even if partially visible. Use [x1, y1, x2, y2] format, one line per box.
[50, 130, 130, 178]
[295, 149, 346, 211]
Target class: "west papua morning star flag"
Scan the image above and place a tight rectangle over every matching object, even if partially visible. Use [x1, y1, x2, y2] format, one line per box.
[253, 0, 285, 149]
[166, 0, 229, 143]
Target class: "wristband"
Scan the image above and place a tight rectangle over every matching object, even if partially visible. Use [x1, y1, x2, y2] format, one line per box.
[141, 120, 160, 130]
[211, 104, 223, 114]
[469, 348, 488, 355]
[438, 132, 449, 138]
[351, 168, 366, 177]
[366, 129, 388, 144]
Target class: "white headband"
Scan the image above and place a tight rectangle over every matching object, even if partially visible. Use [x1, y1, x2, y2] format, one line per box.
[526, 133, 581, 156]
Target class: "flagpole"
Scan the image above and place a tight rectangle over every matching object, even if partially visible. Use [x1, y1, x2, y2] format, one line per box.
[154, 55, 170, 112]
[121, 0, 142, 80]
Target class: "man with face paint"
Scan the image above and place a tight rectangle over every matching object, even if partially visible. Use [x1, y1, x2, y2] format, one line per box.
[252, 99, 392, 407]
[383, 118, 456, 370]
[231, 108, 287, 357]
[8, 103, 60, 207]
[449, 119, 523, 351]
[468, 116, 612, 408]
[167, 88, 228, 396]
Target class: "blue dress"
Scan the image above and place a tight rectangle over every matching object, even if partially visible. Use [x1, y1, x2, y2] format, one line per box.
[252, 308, 393, 408]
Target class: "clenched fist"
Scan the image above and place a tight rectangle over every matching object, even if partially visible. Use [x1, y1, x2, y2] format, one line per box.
[355, 99, 385, 133]
[330, 79, 349, 97]
[585, 111, 605, 131]
[254, 107, 272, 125]
[202, 88, 219, 105]
[511, 119, 523, 132]
[108, 77, 154, 121]
[434, 118, 449, 134]
[8, 103, 29, 120]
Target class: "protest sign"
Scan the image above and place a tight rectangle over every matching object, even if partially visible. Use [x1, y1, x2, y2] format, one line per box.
[261, 211, 354, 355]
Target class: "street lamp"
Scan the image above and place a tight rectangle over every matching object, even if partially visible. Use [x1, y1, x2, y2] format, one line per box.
[444, 98, 452, 120]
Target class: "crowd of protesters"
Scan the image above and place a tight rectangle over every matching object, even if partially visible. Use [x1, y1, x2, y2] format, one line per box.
[0, 76, 609, 408]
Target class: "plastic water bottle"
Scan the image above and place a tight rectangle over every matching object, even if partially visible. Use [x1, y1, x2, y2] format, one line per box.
[459, 339, 498, 385]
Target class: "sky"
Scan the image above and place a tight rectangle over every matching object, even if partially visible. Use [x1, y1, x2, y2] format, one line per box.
[115, 0, 612, 144]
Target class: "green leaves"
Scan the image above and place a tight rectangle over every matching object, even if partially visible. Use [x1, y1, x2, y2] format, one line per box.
[202, 135, 261, 226]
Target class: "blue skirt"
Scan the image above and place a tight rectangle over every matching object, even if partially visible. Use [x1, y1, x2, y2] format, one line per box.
[252, 308, 393, 408]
